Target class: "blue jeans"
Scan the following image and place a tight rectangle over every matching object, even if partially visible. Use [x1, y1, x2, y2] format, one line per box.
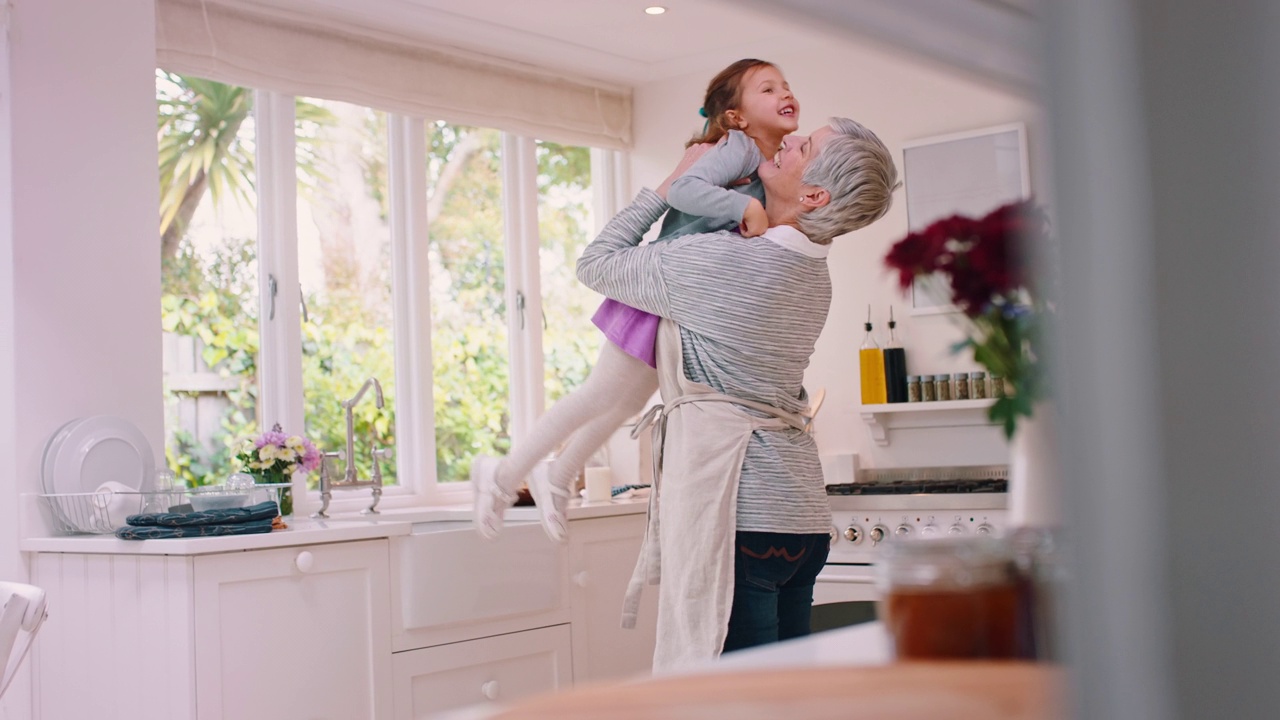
[722, 531, 831, 654]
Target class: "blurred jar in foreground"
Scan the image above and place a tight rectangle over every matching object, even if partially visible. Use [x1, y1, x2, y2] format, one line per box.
[877, 536, 1025, 660]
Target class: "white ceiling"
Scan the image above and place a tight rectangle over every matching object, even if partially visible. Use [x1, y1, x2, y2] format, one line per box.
[234, 0, 808, 87]
[230, 0, 1040, 92]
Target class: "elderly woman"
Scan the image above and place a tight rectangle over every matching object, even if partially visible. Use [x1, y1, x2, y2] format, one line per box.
[576, 117, 900, 670]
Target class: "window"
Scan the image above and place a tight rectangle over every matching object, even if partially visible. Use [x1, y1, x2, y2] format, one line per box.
[157, 70, 260, 487]
[536, 141, 602, 408]
[294, 98, 397, 489]
[157, 72, 618, 506]
[425, 123, 509, 484]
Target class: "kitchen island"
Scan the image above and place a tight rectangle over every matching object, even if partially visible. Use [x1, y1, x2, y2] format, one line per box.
[453, 623, 1064, 720]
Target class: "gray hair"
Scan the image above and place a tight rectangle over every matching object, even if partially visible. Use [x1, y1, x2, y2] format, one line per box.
[797, 117, 900, 244]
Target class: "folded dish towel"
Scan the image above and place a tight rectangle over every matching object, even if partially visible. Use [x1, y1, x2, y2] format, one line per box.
[115, 517, 276, 540]
[124, 501, 280, 528]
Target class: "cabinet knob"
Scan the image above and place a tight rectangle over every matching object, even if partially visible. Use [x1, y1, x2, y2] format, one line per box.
[481, 680, 500, 701]
[295, 551, 314, 573]
[573, 571, 589, 588]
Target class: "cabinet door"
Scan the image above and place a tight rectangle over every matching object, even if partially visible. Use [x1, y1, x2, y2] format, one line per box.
[193, 539, 392, 719]
[392, 624, 572, 719]
[567, 513, 658, 683]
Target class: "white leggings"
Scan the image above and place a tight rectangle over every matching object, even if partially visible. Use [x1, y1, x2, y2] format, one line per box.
[496, 341, 658, 493]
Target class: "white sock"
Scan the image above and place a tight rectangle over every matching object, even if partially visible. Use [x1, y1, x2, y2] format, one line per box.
[495, 342, 657, 492]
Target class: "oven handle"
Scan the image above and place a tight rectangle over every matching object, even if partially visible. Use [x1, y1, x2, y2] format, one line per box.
[817, 565, 878, 584]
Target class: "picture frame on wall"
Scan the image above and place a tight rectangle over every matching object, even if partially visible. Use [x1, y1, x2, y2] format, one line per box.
[901, 122, 1030, 315]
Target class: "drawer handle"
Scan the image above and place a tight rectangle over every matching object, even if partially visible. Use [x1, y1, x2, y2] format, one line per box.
[573, 571, 589, 588]
[481, 680, 499, 701]
[295, 551, 315, 573]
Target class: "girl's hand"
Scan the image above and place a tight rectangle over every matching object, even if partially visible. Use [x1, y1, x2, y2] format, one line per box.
[656, 143, 714, 199]
[739, 198, 768, 237]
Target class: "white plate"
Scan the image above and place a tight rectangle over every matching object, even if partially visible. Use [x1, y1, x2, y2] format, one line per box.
[41, 418, 87, 496]
[49, 416, 155, 496]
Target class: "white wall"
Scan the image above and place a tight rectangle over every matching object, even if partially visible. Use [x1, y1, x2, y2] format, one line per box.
[1, 2, 159, 713]
[630, 35, 1043, 470]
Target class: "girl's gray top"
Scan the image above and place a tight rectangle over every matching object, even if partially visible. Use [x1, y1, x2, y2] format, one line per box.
[577, 189, 831, 535]
[654, 130, 766, 242]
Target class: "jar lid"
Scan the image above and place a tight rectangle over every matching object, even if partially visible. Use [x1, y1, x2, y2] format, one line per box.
[969, 371, 986, 378]
[906, 375, 918, 382]
[953, 373, 968, 380]
[876, 536, 1015, 590]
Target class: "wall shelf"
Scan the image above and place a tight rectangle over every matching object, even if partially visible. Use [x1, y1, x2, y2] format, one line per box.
[859, 398, 997, 446]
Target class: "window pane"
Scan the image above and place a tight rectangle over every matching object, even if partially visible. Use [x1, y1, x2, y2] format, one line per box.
[158, 70, 260, 488]
[296, 98, 397, 489]
[426, 123, 508, 483]
[536, 142, 602, 407]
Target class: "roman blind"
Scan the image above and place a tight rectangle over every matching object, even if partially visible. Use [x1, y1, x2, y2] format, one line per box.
[156, 0, 632, 149]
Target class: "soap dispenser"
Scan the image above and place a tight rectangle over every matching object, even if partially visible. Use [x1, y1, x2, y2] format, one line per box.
[859, 306, 887, 404]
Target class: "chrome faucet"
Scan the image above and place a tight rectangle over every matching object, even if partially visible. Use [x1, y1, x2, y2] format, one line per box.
[312, 377, 393, 518]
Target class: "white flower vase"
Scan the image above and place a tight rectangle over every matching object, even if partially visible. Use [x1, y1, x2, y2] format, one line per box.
[1008, 401, 1063, 528]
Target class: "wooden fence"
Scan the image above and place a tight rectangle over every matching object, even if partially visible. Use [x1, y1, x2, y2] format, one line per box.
[161, 332, 239, 453]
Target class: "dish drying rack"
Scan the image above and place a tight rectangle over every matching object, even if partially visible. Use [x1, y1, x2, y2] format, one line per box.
[38, 483, 290, 535]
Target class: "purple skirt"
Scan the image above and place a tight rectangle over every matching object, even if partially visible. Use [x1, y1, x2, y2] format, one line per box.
[592, 298, 660, 368]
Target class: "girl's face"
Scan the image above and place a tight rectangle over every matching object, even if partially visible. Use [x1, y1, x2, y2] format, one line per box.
[728, 65, 800, 140]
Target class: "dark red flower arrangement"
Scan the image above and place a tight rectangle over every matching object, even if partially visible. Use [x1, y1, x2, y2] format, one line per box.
[884, 200, 1050, 438]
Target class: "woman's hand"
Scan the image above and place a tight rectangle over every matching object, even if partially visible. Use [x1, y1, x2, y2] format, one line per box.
[739, 198, 768, 237]
[656, 143, 714, 199]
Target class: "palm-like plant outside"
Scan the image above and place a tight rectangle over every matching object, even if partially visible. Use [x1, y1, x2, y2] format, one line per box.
[157, 71, 255, 261]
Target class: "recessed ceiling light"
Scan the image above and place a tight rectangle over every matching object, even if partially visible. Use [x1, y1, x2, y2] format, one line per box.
[645, 6, 667, 15]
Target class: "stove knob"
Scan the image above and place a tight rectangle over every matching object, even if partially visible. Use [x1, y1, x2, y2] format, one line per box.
[948, 524, 967, 536]
[843, 525, 863, 544]
[976, 523, 994, 536]
[920, 524, 939, 537]
[894, 524, 912, 538]
[869, 525, 888, 545]
[828, 527, 838, 547]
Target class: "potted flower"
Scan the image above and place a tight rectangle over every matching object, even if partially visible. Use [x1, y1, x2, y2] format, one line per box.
[236, 423, 322, 517]
[884, 199, 1050, 437]
[884, 199, 1060, 526]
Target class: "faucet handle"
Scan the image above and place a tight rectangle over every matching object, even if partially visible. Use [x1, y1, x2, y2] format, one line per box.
[372, 447, 394, 461]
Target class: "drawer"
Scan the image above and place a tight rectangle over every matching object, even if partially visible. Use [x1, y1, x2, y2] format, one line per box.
[392, 624, 572, 719]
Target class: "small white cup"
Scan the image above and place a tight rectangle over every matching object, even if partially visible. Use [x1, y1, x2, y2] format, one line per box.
[584, 467, 613, 503]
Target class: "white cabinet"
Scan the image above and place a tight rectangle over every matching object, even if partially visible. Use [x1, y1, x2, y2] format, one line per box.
[392, 624, 571, 718]
[30, 539, 392, 720]
[567, 513, 658, 683]
[193, 540, 393, 719]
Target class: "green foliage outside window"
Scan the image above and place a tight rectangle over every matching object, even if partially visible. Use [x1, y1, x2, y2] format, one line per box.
[158, 74, 599, 489]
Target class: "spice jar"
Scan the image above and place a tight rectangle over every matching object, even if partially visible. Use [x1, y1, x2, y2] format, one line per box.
[921, 375, 936, 402]
[969, 371, 987, 399]
[953, 372, 970, 400]
[907, 375, 922, 403]
[990, 374, 1006, 398]
[934, 374, 952, 401]
[877, 536, 1023, 659]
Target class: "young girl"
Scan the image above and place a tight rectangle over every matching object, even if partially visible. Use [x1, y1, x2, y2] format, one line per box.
[473, 59, 801, 542]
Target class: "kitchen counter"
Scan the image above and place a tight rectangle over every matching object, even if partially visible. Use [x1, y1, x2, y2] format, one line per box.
[19, 494, 649, 555]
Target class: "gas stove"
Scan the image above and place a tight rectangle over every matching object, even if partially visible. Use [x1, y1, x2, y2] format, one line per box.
[824, 466, 1010, 564]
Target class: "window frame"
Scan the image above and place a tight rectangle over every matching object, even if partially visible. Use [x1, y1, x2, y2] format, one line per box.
[249, 90, 627, 513]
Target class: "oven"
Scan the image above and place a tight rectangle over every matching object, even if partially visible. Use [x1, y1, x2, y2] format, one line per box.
[811, 467, 1010, 633]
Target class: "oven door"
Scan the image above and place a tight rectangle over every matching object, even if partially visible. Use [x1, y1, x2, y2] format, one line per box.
[811, 563, 879, 632]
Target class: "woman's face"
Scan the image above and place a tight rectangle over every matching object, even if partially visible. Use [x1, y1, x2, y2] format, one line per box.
[730, 65, 800, 141]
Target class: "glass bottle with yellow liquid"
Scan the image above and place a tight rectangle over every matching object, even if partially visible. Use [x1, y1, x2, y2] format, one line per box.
[859, 307, 887, 404]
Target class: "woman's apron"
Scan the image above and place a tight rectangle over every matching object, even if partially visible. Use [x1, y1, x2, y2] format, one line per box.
[623, 319, 808, 671]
